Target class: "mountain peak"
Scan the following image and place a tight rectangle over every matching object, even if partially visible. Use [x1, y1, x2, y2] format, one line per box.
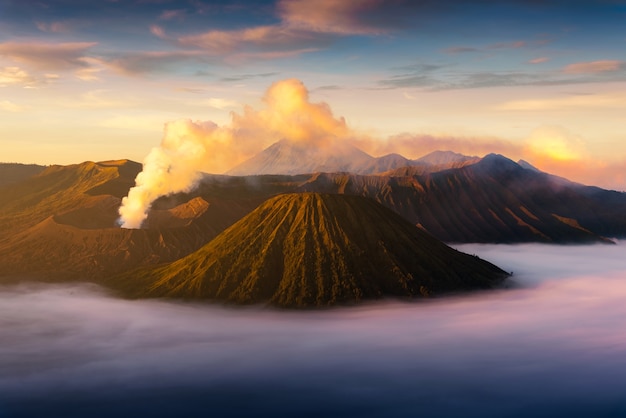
[474, 153, 521, 172]
[415, 150, 477, 165]
[227, 139, 374, 176]
[111, 193, 508, 307]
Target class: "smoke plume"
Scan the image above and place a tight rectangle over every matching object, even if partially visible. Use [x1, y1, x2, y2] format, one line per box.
[118, 78, 351, 228]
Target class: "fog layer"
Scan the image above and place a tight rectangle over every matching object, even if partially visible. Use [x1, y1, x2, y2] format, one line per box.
[1, 243, 626, 418]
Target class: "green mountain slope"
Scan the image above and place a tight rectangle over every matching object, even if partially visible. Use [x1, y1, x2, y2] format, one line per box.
[110, 193, 508, 308]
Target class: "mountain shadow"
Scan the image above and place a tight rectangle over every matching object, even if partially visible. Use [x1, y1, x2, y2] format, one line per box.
[109, 193, 509, 308]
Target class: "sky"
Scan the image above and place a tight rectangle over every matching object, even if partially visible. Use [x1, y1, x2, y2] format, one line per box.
[1, 0, 625, 189]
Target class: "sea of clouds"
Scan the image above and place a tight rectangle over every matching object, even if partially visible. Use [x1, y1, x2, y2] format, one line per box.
[1, 243, 626, 418]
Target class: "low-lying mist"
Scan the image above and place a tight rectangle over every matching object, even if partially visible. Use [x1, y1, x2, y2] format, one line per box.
[2, 243, 626, 418]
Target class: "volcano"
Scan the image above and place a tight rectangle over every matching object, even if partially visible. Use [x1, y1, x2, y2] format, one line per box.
[226, 139, 375, 176]
[110, 193, 508, 308]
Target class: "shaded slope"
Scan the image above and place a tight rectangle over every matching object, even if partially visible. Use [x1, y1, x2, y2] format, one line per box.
[298, 154, 624, 243]
[0, 163, 46, 187]
[110, 193, 508, 308]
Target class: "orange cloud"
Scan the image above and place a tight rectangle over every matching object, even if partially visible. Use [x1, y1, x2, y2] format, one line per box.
[524, 126, 586, 162]
[0, 41, 97, 71]
[353, 133, 523, 160]
[175, 24, 329, 56]
[0, 66, 38, 87]
[517, 126, 626, 190]
[278, 0, 387, 35]
[161, 0, 399, 60]
[529, 57, 549, 64]
[563, 60, 624, 74]
[524, 157, 626, 191]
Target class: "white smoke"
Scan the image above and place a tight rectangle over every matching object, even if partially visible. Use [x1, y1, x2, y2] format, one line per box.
[118, 78, 351, 228]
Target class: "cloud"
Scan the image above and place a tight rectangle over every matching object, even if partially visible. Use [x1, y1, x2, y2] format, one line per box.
[3, 243, 626, 416]
[496, 92, 626, 111]
[379, 70, 548, 90]
[175, 25, 332, 56]
[0, 41, 97, 71]
[443, 38, 545, 55]
[0, 100, 25, 112]
[529, 57, 549, 64]
[524, 126, 586, 163]
[518, 125, 626, 189]
[353, 133, 523, 160]
[443, 46, 478, 54]
[118, 78, 352, 228]
[200, 98, 239, 109]
[150, 25, 167, 39]
[563, 60, 625, 74]
[106, 50, 210, 75]
[159, 9, 186, 21]
[154, 0, 427, 62]
[379, 62, 626, 90]
[219, 72, 279, 82]
[0, 66, 39, 88]
[35, 20, 74, 33]
[277, 0, 390, 35]
[488, 40, 527, 49]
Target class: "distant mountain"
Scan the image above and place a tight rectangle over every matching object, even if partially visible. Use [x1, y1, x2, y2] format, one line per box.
[357, 153, 418, 175]
[379, 150, 481, 177]
[299, 154, 624, 243]
[414, 150, 479, 166]
[227, 139, 375, 175]
[0, 163, 46, 187]
[228, 140, 487, 176]
[109, 193, 508, 307]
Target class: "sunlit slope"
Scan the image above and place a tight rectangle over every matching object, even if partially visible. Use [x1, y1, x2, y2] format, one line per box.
[0, 161, 263, 282]
[110, 193, 508, 308]
[0, 160, 141, 238]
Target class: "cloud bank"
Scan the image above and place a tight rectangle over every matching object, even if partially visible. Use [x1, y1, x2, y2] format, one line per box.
[2, 243, 626, 417]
